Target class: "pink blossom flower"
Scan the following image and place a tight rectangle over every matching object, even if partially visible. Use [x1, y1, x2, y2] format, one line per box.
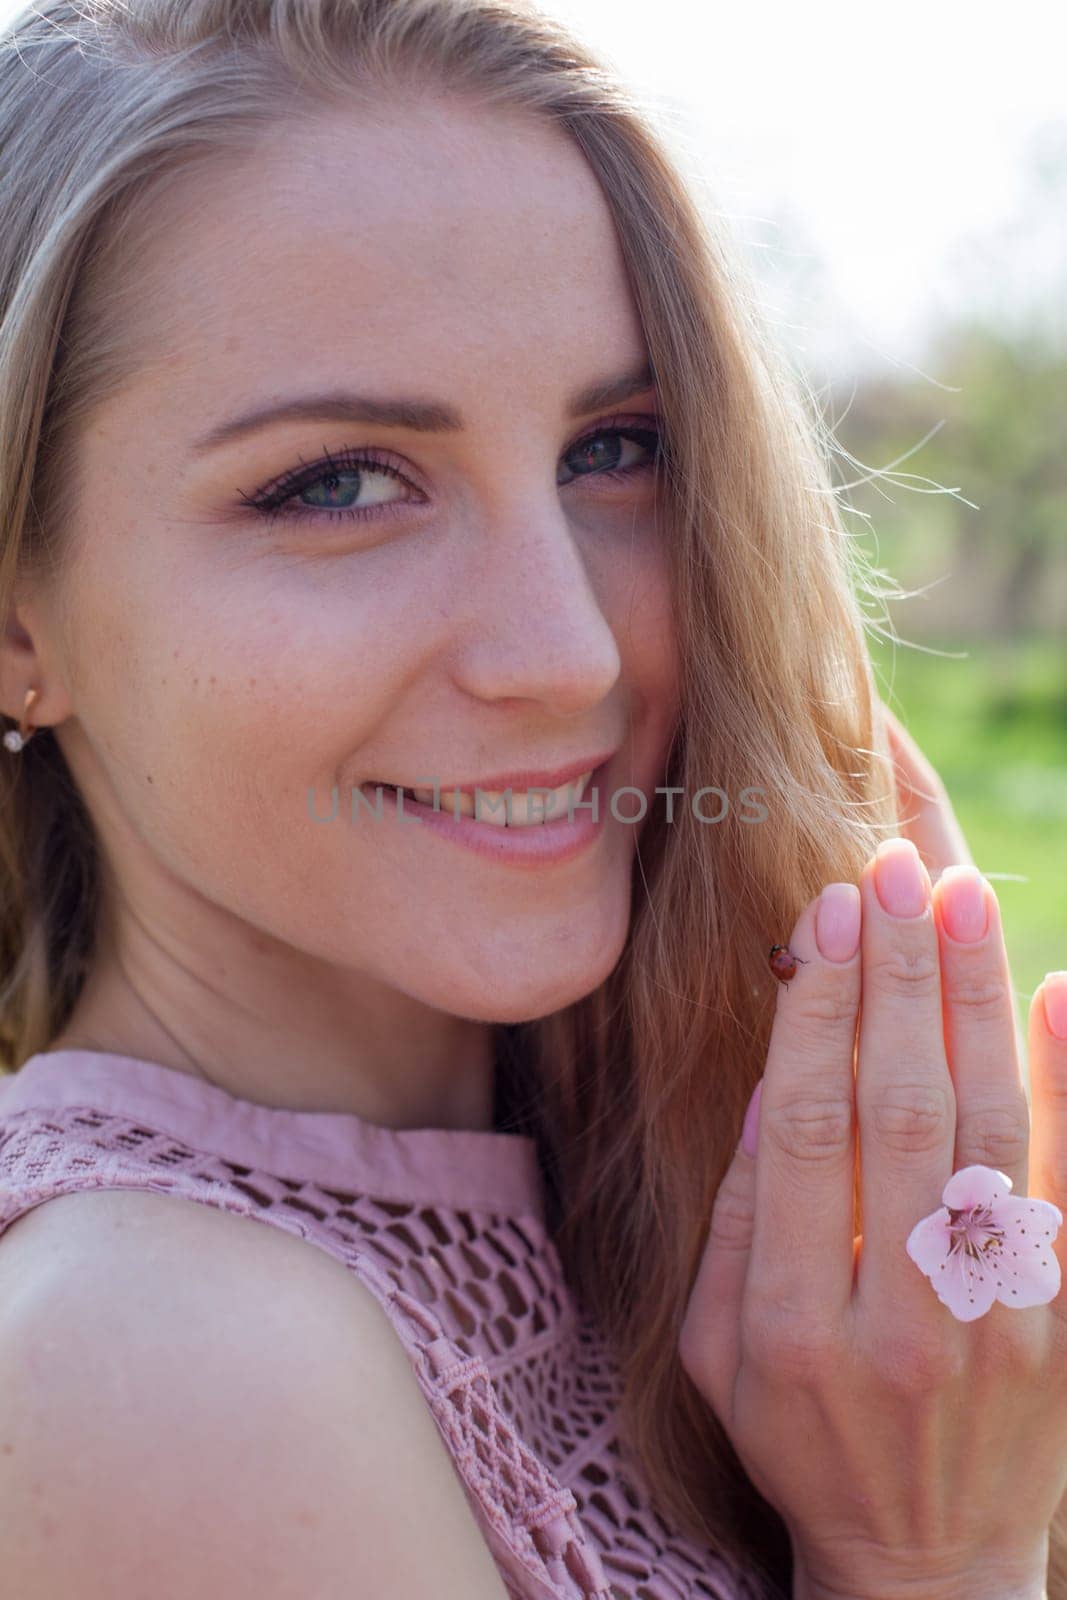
[906, 1163, 1063, 1323]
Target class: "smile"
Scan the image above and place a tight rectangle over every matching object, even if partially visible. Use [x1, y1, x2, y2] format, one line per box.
[372, 769, 596, 828]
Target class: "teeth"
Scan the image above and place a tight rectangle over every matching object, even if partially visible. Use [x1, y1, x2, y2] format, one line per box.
[409, 770, 595, 827]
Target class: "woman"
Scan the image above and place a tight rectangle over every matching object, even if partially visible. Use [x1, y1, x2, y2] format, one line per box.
[0, 1, 1064, 1596]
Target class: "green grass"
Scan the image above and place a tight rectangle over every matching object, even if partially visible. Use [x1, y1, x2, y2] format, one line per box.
[867, 633, 1067, 1078]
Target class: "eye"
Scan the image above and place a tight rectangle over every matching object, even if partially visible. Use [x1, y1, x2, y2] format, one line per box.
[237, 414, 665, 529]
[237, 444, 416, 529]
[557, 420, 664, 487]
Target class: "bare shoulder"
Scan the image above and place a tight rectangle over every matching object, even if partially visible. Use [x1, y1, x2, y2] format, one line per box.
[0, 1188, 510, 1599]
[0, 1183, 369, 1305]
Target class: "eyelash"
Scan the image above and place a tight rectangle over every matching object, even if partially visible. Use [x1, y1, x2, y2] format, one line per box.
[237, 413, 665, 529]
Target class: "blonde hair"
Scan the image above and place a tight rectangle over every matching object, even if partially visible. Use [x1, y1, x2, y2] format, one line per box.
[3, 2, 1046, 1596]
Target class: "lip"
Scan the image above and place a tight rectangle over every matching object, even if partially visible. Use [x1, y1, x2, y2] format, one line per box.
[368, 749, 620, 800]
[359, 754, 617, 869]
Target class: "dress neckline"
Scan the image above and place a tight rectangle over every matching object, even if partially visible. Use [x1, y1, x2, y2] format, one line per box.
[3, 1048, 546, 1220]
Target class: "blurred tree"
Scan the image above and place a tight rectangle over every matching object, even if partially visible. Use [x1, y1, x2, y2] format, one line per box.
[819, 121, 1067, 644]
[940, 119, 1067, 356]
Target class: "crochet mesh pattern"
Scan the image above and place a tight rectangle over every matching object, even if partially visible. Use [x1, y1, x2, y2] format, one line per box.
[0, 1095, 759, 1600]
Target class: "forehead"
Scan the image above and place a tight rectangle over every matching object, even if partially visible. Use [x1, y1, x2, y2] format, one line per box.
[111, 96, 646, 417]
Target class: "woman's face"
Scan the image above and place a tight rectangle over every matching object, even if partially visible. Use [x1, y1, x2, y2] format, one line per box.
[30, 94, 680, 1085]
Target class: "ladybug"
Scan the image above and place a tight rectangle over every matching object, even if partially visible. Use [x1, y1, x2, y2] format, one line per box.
[768, 944, 808, 987]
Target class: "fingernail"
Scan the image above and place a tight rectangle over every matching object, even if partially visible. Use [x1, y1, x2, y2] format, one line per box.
[1043, 973, 1067, 1042]
[939, 865, 989, 944]
[874, 837, 928, 918]
[816, 882, 861, 963]
[740, 1079, 763, 1157]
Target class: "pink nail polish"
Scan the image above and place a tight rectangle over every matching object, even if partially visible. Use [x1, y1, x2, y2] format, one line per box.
[874, 837, 928, 918]
[816, 882, 861, 963]
[1044, 973, 1067, 1042]
[939, 865, 989, 944]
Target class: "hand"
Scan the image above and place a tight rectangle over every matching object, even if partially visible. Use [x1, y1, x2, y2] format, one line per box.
[678, 835, 1067, 1597]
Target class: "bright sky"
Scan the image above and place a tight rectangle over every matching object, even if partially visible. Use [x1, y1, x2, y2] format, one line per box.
[2, 0, 1063, 380]
[551, 0, 1067, 378]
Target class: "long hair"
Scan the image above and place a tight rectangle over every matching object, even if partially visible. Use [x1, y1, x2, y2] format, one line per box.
[4, 3, 1042, 1596]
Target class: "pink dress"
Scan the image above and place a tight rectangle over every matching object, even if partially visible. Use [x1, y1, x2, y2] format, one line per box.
[0, 1049, 756, 1600]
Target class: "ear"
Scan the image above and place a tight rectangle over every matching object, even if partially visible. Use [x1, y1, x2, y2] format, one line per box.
[0, 583, 71, 732]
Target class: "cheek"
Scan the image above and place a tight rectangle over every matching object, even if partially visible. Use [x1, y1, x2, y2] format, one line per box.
[70, 544, 442, 850]
[595, 528, 680, 711]
[179, 570, 432, 780]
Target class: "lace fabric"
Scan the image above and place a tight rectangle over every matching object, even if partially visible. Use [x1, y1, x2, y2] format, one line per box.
[0, 1050, 755, 1600]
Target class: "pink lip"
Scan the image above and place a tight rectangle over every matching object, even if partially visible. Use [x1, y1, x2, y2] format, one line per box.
[360, 755, 617, 869]
[375, 749, 620, 799]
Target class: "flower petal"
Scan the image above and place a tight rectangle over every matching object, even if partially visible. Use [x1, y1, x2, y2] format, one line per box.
[905, 1208, 999, 1320]
[991, 1196, 1063, 1309]
[935, 1243, 1000, 1322]
[942, 1163, 1013, 1210]
[906, 1207, 953, 1275]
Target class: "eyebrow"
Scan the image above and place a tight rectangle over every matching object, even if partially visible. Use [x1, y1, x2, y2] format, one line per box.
[190, 361, 657, 454]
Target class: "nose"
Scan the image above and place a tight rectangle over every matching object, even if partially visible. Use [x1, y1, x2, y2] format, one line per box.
[450, 505, 624, 717]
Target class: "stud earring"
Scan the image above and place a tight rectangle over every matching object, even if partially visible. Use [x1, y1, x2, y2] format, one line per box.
[3, 686, 41, 752]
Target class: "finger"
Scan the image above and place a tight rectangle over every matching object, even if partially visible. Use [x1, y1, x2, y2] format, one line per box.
[679, 1081, 762, 1419]
[1025, 972, 1067, 1332]
[883, 705, 1023, 1059]
[854, 837, 956, 1313]
[749, 882, 861, 1328]
[933, 864, 1030, 1198]
[881, 703, 975, 875]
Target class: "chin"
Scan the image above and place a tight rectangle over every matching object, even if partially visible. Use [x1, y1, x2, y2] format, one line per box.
[425, 922, 630, 1026]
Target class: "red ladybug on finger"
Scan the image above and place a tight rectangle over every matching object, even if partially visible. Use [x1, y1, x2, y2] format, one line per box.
[768, 943, 808, 988]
